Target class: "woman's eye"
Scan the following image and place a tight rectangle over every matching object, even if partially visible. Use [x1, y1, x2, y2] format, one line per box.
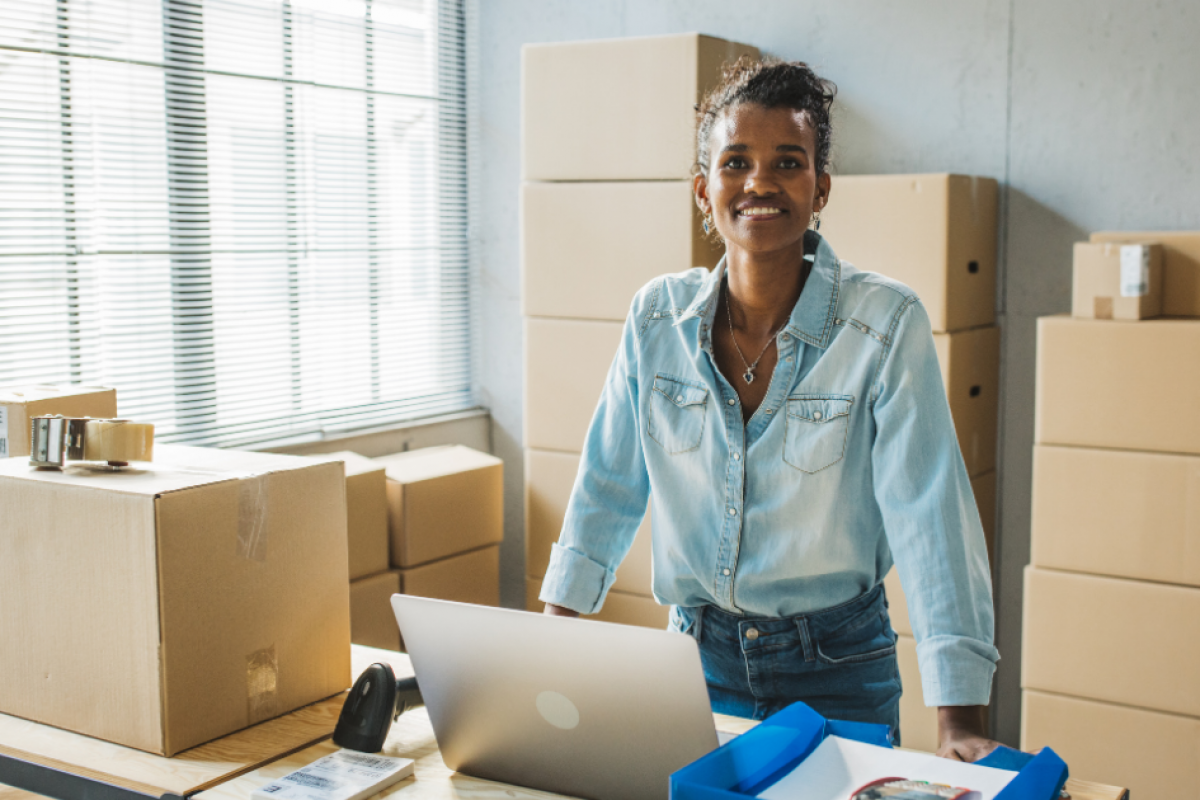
[779, 158, 801, 169]
[722, 157, 747, 169]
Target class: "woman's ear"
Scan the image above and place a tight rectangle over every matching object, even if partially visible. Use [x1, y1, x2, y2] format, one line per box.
[813, 171, 832, 213]
[693, 172, 711, 215]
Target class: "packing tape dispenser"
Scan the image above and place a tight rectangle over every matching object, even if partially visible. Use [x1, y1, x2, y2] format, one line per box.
[29, 415, 155, 469]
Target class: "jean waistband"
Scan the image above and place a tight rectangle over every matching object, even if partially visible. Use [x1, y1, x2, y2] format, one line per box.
[677, 582, 887, 643]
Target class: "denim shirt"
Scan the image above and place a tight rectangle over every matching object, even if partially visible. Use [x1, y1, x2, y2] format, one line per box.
[539, 231, 998, 707]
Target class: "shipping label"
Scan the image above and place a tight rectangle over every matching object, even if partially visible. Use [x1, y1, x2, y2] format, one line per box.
[1120, 245, 1151, 297]
[0, 406, 7, 458]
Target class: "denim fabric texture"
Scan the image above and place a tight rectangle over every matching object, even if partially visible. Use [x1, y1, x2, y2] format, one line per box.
[670, 585, 902, 741]
[539, 230, 998, 707]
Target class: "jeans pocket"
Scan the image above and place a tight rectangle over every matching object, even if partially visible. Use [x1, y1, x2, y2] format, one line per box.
[648, 374, 708, 454]
[783, 394, 853, 473]
[814, 608, 896, 665]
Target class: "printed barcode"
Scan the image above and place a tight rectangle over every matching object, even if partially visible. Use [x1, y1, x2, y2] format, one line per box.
[339, 754, 398, 771]
[0, 439, 6, 457]
[260, 785, 283, 794]
[283, 771, 337, 790]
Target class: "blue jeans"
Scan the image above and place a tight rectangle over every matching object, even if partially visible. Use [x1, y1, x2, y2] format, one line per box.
[669, 583, 902, 743]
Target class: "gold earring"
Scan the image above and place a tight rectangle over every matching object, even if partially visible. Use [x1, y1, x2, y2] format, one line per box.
[810, 211, 822, 231]
[703, 212, 714, 235]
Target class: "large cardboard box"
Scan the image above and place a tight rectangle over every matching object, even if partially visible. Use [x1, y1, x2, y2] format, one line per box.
[1023, 690, 1193, 800]
[932, 326, 1000, 478]
[399, 545, 500, 608]
[0, 445, 351, 755]
[884, 471, 995, 638]
[350, 571, 402, 652]
[897, 634, 939, 752]
[318, 451, 389, 580]
[1031, 445, 1200, 587]
[1036, 316, 1200, 455]
[525, 317, 623, 453]
[0, 384, 117, 458]
[522, 34, 758, 181]
[525, 448, 653, 596]
[522, 181, 722, 322]
[375, 445, 503, 568]
[818, 174, 998, 333]
[1072, 241, 1163, 320]
[1022, 567, 1200, 716]
[1091, 230, 1200, 317]
[525, 579, 667, 629]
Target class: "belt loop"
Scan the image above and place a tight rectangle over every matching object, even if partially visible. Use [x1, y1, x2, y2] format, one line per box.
[795, 616, 815, 663]
[693, 605, 706, 643]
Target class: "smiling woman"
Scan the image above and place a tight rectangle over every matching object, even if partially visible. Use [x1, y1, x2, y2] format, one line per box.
[538, 57, 999, 765]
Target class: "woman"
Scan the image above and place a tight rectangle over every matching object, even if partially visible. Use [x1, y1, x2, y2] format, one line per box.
[539, 58, 998, 762]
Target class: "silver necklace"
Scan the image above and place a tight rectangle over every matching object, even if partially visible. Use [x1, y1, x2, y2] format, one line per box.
[724, 281, 789, 385]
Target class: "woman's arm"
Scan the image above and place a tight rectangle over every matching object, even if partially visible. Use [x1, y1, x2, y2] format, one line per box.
[869, 297, 1000, 760]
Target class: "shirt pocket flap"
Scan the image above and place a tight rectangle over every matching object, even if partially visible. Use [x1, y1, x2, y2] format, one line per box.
[653, 375, 709, 408]
[786, 395, 853, 423]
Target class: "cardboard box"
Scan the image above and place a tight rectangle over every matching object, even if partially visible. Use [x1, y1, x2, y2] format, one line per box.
[1023, 689, 1189, 800]
[522, 34, 758, 181]
[399, 545, 500, 608]
[1022, 567, 1200, 716]
[350, 571, 402, 652]
[884, 471, 995, 638]
[0, 384, 117, 458]
[374, 445, 503, 568]
[525, 448, 653, 596]
[1032, 445, 1200, 587]
[1036, 316, 1200, 455]
[522, 181, 723, 322]
[818, 174, 998, 333]
[0, 445, 351, 755]
[525, 317, 623, 453]
[526, 579, 667, 629]
[897, 634, 939, 752]
[932, 325, 1000, 478]
[317, 451, 389, 581]
[1092, 230, 1200, 317]
[1072, 242, 1163, 320]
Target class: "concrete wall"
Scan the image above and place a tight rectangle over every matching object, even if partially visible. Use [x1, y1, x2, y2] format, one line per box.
[476, 0, 1200, 745]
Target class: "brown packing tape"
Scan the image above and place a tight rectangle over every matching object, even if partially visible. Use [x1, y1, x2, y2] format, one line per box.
[81, 420, 155, 463]
[245, 645, 279, 725]
[236, 474, 269, 562]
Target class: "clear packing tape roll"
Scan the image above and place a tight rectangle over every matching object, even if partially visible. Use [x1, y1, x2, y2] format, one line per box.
[29, 415, 155, 469]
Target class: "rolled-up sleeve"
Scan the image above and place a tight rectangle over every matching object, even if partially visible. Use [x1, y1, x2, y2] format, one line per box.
[870, 297, 998, 707]
[539, 293, 651, 614]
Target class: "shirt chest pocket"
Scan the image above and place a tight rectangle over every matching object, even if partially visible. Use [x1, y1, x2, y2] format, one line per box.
[783, 394, 853, 473]
[648, 374, 709, 455]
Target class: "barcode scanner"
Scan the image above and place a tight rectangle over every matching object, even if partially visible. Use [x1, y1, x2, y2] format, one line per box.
[333, 662, 424, 753]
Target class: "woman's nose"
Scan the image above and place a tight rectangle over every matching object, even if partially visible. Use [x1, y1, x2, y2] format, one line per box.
[744, 168, 779, 195]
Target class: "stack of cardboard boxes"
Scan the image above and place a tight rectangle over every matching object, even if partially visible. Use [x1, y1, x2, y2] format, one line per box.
[346, 445, 504, 651]
[0, 384, 118, 458]
[520, 34, 756, 626]
[1023, 233, 1200, 800]
[820, 174, 1000, 751]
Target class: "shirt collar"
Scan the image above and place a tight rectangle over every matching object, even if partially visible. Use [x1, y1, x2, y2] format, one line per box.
[674, 230, 841, 349]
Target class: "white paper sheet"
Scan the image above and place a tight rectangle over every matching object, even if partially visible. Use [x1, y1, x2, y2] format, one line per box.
[757, 736, 1016, 800]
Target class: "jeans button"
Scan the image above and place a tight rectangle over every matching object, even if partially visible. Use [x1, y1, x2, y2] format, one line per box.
[745, 628, 759, 641]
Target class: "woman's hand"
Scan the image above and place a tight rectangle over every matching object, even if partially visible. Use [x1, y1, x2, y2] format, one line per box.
[542, 603, 580, 618]
[935, 706, 999, 762]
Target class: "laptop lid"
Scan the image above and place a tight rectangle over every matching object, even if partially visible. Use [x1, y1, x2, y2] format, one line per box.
[390, 595, 719, 800]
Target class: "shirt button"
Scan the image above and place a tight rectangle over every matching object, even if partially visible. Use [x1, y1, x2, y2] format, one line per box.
[728, 507, 737, 516]
[676, 395, 684, 402]
[781, 333, 790, 341]
[765, 409, 773, 414]
[813, 410, 823, 420]
[733, 453, 741, 461]
[786, 357, 793, 363]
[727, 398, 736, 406]
[723, 568, 731, 576]
[745, 628, 760, 641]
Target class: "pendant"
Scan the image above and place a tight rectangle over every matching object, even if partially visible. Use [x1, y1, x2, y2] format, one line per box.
[743, 370, 755, 384]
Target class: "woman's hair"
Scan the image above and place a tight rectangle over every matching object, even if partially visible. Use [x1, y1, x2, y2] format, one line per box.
[694, 57, 837, 177]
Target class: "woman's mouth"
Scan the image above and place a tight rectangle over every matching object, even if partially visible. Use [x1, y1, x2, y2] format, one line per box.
[737, 207, 785, 218]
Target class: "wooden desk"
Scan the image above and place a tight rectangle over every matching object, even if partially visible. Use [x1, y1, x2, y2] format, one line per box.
[0, 647, 1127, 800]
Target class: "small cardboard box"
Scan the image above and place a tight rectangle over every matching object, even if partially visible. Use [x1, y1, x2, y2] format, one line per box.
[317, 451, 389, 581]
[525, 579, 667, 629]
[1036, 316, 1200, 455]
[0, 445, 351, 755]
[399, 545, 500, 608]
[1023, 566, 1200, 717]
[932, 325, 1000, 477]
[350, 571, 402, 652]
[374, 445, 503, 568]
[1072, 241, 1163, 320]
[0, 384, 117, 458]
[522, 181, 722, 322]
[525, 448, 653, 596]
[522, 34, 758, 181]
[883, 470, 995, 638]
[818, 174, 998, 333]
[524, 317, 623, 453]
[1023, 689, 1192, 800]
[1032, 444, 1200, 587]
[1091, 230, 1200, 316]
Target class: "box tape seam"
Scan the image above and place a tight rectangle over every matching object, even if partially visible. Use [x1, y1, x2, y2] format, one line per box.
[237, 473, 269, 562]
[246, 644, 279, 724]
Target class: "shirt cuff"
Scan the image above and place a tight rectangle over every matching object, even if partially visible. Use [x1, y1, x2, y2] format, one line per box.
[538, 542, 616, 614]
[915, 634, 1000, 707]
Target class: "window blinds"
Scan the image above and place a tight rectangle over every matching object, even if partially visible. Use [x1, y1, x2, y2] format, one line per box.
[0, 0, 472, 447]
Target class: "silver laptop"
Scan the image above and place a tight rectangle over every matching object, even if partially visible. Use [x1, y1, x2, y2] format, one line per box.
[390, 595, 719, 800]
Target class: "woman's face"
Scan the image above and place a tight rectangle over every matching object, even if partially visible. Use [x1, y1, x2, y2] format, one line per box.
[694, 102, 831, 257]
